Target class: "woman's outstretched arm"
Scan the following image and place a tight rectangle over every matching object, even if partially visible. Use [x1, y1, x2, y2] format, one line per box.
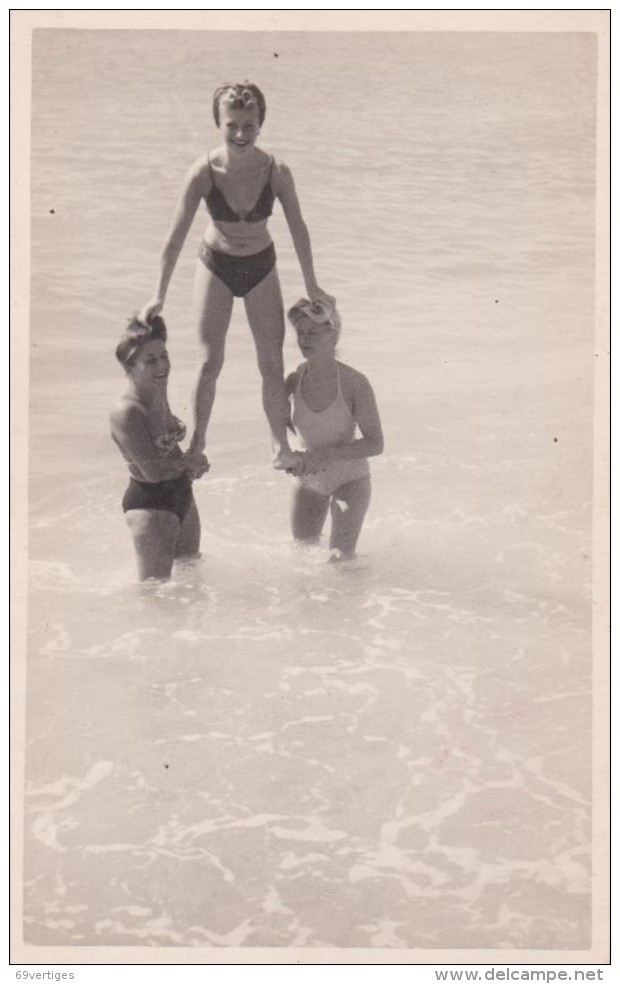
[139, 162, 206, 323]
[275, 162, 335, 308]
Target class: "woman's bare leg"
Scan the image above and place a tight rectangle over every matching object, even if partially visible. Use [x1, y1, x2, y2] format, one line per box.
[291, 484, 330, 544]
[175, 495, 201, 558]
[328, 477, 372, 561]
[190, 261, 234, 456]
[125, 510, 180, 581]
[244, 266, 296, 467]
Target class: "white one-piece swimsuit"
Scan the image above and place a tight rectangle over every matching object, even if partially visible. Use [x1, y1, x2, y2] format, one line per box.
[291, 363, 370, 496]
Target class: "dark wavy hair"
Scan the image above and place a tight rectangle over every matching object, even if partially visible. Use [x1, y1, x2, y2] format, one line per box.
[212, 81, 266, 127]
[115, 315, 167, 370]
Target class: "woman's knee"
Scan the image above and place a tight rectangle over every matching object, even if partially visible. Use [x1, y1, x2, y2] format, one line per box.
[198, 345, 226, 380]
[256, 350, 285, 383]
[195, 293, 233, 353]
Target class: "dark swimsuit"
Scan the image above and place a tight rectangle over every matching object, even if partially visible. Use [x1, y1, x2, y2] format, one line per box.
[122, 473, 193, 523]
[198, 156, 277, 297]
[205, 156, 275, 223]
[118, 418, 193, 523]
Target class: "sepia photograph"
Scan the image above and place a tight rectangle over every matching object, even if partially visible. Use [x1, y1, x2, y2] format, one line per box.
[10, 8, 610, 968]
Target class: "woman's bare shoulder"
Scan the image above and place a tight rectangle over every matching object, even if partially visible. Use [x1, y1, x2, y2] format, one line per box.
[168, 154, 212, 205]
[186, 152, 213, 181]
[270, 155, 294, 189]
[270, 153, 289, 172]
[339, 362, 378, 409]
[110, 396, 146, 429]
[338, 362, 371, 390]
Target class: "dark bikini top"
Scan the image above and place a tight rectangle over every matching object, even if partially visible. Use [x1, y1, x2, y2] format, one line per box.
[205, 155, 275, 223]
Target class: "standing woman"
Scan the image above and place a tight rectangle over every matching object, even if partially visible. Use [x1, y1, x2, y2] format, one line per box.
[110, 316, 208, 582]
[139, 81, 335, 471]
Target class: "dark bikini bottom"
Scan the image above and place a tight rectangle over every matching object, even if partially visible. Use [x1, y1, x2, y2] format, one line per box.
[122, 473, 193, 523]
[198, 241, 276, 297]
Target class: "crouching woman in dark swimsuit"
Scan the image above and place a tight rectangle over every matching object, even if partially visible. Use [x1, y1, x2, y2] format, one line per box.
[110, 316, 209, 582]
[139, 81, 335, 472]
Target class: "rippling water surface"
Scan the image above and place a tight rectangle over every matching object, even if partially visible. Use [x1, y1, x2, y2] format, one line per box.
[24, 29, 596, 952]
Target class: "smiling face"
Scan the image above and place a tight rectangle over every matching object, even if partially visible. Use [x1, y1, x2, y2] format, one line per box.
[218, 103, 261, 156]
[128, 340, 170, 388]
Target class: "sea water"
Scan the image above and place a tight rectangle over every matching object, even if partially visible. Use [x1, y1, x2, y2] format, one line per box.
[24, 29, 596, 949]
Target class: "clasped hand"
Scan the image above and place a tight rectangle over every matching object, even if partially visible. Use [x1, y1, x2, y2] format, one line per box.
[183, 450, 210, 480]
[287, 449, 328, 477]
[308, 287, 337, 316]
[138, 298, 163, 325]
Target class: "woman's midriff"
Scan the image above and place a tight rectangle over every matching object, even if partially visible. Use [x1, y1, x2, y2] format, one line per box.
[126, 456, 185, 483]
[202, 219, 272, 256]
[112, 433, 185, 483]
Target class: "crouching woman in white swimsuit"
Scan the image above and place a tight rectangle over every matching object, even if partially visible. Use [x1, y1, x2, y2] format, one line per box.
[286, 299, 384, 561]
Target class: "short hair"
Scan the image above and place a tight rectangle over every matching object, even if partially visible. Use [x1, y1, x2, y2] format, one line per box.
[287, 298, 341, 340]
[115, 315, 167, 369]
[212, 82, 266, 127]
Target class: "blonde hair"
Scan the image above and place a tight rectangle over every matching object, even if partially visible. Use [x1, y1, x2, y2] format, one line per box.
[287, 298, 341, 340]
[212, 82, 266, 127]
